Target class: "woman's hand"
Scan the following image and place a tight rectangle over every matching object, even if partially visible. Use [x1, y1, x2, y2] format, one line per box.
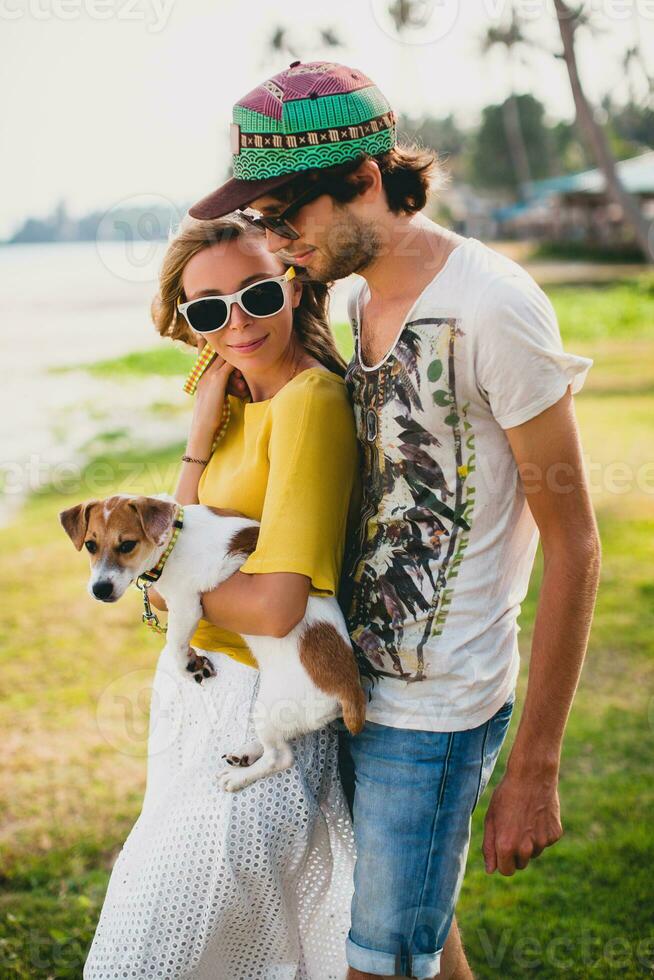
[227, 367, 250, 400]
[192, 340, 250, 430]
[176, 340, 251, 505]
[192, 340, 236, 429]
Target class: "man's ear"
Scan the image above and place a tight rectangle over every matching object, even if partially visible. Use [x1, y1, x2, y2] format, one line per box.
[128, 496, 178, 546]
[345, 158, 381, 199]
[59, 500, 100, 551]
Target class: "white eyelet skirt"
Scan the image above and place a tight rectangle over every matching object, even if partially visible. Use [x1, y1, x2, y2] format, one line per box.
[83, 645, 355, 980]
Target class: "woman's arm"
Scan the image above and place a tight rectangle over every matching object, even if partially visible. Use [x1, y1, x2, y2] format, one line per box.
[147, 568, 309, 631]
[201, 571, 311, 638]
[175, 346, 237, 505]
[174, 414, 216, 506]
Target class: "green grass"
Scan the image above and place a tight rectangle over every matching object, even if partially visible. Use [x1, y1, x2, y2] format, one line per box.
[548, 276, 654, 344]
[532, 240, 648, 264]
[1, 286, 653, 976]
[51, 344, 196, 377]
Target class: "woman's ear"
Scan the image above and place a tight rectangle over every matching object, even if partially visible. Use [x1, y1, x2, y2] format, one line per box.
[291, 279, 303, 309]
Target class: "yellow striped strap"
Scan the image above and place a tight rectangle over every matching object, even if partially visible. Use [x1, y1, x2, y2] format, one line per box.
[183, 345, 218, 395]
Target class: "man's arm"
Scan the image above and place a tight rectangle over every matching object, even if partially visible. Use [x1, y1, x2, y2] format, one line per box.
[482, 386, 602, 876]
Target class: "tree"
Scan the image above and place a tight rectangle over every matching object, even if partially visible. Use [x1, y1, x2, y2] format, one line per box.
[481, 9, 533, 198]
[553, 0, 652, 262]
[470, 95, 562, 192]
[267, 24, 342, 60]
[396, 113, 467, 159]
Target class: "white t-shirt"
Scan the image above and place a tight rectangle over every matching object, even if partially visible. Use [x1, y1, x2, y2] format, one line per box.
[342, 236, 593, 732]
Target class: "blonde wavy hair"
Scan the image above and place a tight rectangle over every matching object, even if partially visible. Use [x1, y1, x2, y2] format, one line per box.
[151, 213, 347, 377]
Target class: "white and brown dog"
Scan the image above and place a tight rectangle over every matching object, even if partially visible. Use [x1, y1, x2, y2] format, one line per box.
[59, 492, 365, 792]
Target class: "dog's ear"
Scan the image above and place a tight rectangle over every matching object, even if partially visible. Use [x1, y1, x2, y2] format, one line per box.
[59, 500, 100, 551]
[128, 496, 178, 547]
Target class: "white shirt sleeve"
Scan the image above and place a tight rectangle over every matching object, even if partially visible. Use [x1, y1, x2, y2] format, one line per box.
[472, 272, 593, 429]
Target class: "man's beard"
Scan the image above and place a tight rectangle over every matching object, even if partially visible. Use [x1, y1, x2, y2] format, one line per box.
[308, 210, 383, 283]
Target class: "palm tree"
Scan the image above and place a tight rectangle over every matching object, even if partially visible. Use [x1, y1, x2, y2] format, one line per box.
[388, 0, 426, 33]
[481, 9, 533, 200]
[267, 24, 342, 60]
[553, 0, 652, 261]
[622, 45, 654, 105]
[628, 5, 654, 102]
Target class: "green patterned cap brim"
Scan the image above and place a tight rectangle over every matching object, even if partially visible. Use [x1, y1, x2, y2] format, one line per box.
[232, 118, 396, 180]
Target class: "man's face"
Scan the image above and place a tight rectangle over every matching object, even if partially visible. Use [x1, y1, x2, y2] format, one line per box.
[247, 190, 383, 283]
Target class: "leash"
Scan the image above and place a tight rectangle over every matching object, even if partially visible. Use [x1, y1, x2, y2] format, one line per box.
[135, 504, 184, 635]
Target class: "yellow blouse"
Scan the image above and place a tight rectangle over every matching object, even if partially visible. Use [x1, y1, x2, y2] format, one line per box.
[190, 367, 359, 668]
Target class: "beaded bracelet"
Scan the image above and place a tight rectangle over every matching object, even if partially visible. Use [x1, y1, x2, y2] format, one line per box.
[181, 454, 209, 465]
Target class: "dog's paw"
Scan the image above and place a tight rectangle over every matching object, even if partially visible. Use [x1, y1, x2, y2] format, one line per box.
[222, 752, 251, 767]
[186, 649, 216, 685]
[217, 768, 253, 793]
[221, 739, 264, 768]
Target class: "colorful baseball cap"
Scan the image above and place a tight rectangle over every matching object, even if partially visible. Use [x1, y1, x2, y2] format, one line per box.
[189, 60, 396, 220]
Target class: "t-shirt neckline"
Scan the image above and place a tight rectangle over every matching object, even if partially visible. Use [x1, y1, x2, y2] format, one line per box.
[355, 238, 470, 373]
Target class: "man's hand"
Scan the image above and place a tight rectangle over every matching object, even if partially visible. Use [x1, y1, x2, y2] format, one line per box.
[479, 388, 598, 877]
[482, 764, 563, 875]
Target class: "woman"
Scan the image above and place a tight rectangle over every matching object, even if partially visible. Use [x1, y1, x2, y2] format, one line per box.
[84, 213, 360, 979]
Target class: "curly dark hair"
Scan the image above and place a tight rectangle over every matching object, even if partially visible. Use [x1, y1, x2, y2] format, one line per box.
[266, 143, 446, 215]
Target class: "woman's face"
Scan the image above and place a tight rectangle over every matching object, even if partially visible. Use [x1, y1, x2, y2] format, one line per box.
[180, 236, 302, 375]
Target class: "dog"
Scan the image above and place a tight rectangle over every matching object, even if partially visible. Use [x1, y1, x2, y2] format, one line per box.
[59, 492, 366, 792]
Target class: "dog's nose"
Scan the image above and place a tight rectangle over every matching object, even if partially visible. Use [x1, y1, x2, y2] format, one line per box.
[92, 580, 114, 601]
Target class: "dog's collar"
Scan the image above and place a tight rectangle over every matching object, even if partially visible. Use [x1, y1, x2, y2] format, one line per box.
[137, 504, 184, 587]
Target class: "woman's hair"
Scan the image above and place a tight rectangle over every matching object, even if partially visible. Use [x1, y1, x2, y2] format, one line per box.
[267, 142, 446, 215]
[151, 212, 348, 377]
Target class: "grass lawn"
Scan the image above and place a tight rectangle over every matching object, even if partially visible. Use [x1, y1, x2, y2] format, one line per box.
[1, 277, 653, 977]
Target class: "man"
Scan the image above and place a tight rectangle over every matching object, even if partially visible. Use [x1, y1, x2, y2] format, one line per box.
[190, 61, 601, 979]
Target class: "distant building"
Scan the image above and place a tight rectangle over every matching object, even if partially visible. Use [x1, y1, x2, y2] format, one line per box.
[436, 183, 505, 241]
[494, 150, 654, 250]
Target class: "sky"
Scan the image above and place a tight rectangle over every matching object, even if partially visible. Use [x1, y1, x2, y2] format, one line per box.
[1, 0, 653, 238]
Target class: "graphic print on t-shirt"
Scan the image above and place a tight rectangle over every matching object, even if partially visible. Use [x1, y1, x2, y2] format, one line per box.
[345, 315, 477, 683]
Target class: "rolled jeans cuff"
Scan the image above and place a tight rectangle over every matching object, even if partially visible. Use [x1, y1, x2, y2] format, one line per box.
[345, 933, 443, 979]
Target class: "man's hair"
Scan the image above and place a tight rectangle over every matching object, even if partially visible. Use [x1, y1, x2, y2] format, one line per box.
[268, 143, 445, 216]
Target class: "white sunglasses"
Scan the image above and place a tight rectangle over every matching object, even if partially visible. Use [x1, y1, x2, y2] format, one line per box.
[177, 267, 296, 335]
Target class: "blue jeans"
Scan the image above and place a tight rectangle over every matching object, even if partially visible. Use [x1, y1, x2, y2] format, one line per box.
[335, 693, 515, 979]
